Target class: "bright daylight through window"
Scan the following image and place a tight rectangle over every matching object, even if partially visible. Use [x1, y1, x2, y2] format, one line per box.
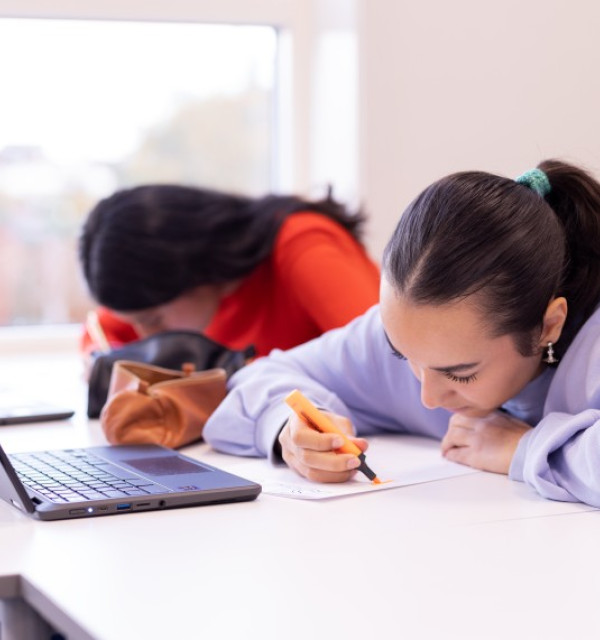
[0, 18, 276, 327]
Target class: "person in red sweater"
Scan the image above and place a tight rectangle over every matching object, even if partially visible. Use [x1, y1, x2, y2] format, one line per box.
[79, 185, 380, 361]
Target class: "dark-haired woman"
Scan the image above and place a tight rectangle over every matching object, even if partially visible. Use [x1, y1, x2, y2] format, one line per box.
[203, 160, 600, 507]
[79, 185, 380, 358]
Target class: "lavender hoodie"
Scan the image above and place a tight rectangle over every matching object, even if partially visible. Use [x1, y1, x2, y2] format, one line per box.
[204, 304, 600, 506]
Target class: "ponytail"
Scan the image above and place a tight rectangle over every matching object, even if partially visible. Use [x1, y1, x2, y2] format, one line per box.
[249, 191, 367, 243]
[539, 159, 600, 350]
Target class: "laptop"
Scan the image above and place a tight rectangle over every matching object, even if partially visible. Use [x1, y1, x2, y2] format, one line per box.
[0, 402, 75, 425]
[0, 442, 261, 520]
[0, 386, 75, 425]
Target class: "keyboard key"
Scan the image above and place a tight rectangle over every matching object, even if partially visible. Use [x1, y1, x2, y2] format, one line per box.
[64, 495, 86, 503]
[138, 485, 169, 495]
[78, 491, 107, 500]
[101, 489, 130, 498]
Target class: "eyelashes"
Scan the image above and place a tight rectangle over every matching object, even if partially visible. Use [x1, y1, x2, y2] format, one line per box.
[384, 332, 407, 361]
[443, 372, 478, 384]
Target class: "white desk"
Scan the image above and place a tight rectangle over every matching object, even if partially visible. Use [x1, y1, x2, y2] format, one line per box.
[1, 354, 599, 640]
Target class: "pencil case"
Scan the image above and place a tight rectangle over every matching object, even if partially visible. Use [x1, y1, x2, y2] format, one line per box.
[100, 361, 227, 449]
[87, 330, 254, 418]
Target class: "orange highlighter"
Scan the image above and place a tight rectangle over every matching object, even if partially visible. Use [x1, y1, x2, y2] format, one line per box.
[285, 389, 382, 484]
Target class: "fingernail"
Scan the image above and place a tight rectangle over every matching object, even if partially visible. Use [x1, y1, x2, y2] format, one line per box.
[346, 457, 360, 470]
[332, 437, 345, 448]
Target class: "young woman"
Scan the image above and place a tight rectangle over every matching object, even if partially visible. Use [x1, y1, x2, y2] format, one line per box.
[79, 185, 380, 358]
[203, 159, 600, 507]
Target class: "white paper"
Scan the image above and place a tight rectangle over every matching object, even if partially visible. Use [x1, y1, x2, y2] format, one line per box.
[233, 435, 479, 500]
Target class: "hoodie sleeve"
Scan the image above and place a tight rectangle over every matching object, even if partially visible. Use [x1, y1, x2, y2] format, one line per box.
[203, 306, 451, 460]
[509, 308, 600, 506]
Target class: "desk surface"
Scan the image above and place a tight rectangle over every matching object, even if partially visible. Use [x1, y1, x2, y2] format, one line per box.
[0, 353, 599, 640]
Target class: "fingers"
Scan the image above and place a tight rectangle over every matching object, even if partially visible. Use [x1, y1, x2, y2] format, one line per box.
[440, 412, 484, 455]
[350, 437, 369, 453]
[440, 411, 526, 474]
[281, 447, 360, 483]
[278, 414, 362, 483]
[442, 445, 471, 467]
[287, 413, 346, 451]
[440, 423, 471, 456]
[440, 413, 476, 464]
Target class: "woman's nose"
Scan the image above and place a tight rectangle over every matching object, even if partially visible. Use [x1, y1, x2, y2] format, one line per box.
[419, 370, 450, 410]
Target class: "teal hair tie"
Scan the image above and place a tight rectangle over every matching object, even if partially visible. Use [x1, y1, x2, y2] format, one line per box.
[515, 168, 551, 197]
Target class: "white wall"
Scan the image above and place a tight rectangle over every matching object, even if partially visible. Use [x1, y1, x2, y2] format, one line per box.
[4, 0, 599, 267]
[358, 0, 600, 260]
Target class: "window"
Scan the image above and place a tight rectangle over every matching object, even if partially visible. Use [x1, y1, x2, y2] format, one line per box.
[0, 18, 277, 326]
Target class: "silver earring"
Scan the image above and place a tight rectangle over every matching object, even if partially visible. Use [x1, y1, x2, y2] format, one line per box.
[543, 342, 558, 365]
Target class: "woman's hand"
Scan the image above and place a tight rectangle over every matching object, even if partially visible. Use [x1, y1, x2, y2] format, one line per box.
[278, 412, 369, 483]
[440, 411, 531, 474]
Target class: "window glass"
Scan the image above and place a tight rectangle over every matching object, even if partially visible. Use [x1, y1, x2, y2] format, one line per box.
[0, 18, 276, 326]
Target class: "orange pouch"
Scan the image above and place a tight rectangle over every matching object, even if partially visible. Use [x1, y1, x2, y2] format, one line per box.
[100, 360, 227, 448]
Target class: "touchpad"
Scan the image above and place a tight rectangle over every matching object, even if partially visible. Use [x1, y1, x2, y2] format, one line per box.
[124, 455, 210, 476]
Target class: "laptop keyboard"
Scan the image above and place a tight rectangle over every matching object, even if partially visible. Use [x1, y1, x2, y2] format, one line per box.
[11, 449, 167, 503]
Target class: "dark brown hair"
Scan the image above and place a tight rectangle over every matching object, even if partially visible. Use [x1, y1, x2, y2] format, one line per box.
[383, 159, 600, 359]
[80, 185, 367, 311]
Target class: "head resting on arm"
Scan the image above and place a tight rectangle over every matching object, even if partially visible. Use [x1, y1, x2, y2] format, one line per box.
[79, 184, 367, 312]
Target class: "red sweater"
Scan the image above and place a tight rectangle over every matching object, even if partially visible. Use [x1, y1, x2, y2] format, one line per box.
[82, 213, 380, 357]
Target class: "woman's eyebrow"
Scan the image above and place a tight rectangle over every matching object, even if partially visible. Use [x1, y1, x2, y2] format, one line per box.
[431, 362, 480, 373]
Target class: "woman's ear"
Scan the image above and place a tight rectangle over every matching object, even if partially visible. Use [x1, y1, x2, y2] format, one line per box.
[540, 297, 568, 345]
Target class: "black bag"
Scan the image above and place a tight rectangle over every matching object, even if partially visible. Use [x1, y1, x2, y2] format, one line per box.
[87, 330, 255, 418]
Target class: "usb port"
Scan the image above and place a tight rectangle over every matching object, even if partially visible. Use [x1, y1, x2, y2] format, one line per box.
[116, 503, 132, 510]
